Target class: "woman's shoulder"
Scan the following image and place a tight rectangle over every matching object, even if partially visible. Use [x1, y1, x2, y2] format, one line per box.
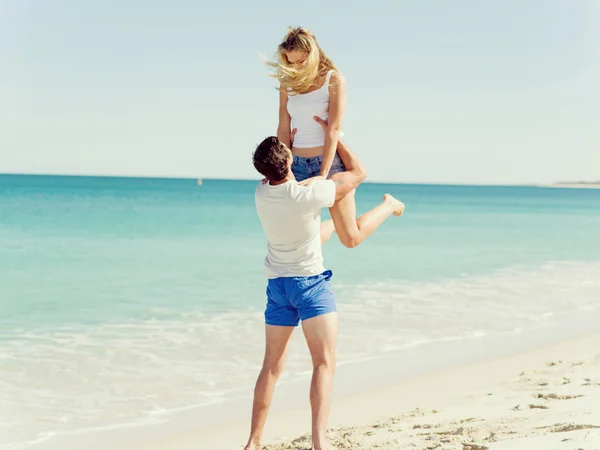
[328, 70, 345, 82]
[326, 70, 345, 93]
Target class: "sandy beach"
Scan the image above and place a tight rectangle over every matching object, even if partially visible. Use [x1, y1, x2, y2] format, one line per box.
[34, 332, 599, 450]
[187, 333, 600, 450]
[259, 351, 600, 449]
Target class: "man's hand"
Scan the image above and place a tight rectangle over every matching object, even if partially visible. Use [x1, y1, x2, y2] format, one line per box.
[313, 116, 328, 131]
[313, 116, 344, 141]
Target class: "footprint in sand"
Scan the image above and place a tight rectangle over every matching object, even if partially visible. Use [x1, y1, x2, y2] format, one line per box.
[541, 423, 600, 433]
[532, 393, 583, 400]
[582, 378, 600, 386]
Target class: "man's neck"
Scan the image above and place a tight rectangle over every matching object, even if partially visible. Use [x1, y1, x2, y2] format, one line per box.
[269, 173, 295, 186]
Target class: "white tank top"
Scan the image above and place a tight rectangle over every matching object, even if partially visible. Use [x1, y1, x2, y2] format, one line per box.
[286, 70, 335, 148]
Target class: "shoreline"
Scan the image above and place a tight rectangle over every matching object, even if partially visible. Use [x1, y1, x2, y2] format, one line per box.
[27, 310, 600, 450]
[544, 183, 600, 189]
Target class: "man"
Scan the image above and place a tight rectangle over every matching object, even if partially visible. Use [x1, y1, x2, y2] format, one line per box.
[245, 118, 405, 450]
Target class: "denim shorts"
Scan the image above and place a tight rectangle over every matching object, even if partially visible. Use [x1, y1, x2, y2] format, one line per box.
[292, 153, 347, 182]
[265, 270, 336, 326]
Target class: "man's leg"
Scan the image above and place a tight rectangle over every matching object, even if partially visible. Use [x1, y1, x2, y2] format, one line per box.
[301, 312, 338, 450]
[245, 324, 295, 450]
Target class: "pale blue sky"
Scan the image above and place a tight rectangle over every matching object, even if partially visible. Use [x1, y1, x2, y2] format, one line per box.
[1, 0, 598, 184]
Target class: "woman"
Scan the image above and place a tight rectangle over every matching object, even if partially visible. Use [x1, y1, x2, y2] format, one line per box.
[266, 26, 405, 248]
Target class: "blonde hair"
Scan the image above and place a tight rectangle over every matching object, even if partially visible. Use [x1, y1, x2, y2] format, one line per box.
[265, 26, 338, 95]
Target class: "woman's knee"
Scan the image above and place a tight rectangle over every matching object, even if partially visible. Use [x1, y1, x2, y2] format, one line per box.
[338, 231, 361, 248]
[335, 217, 361, 248]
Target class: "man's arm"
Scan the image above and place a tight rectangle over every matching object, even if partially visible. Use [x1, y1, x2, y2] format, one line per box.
[331, 177, 358, 202]
[312, 116, 366, 203]
[329, 139, 367, 203]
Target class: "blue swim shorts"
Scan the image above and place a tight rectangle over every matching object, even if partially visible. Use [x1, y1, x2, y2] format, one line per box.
[264, 270, 336, 326]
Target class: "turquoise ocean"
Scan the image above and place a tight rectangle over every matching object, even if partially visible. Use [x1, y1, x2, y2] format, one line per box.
[1, 174, 600, 448]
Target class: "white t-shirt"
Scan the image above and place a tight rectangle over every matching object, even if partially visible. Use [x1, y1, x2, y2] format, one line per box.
[255, 179, 336, 278]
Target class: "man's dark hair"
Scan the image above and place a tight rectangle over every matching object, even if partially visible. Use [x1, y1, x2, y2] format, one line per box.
[252, 136, 291, 182]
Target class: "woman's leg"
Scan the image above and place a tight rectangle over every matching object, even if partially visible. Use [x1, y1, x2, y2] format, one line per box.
[329, 193, 404, 248]
[328, 141, 405, 249]
[320, 219, 335, 245]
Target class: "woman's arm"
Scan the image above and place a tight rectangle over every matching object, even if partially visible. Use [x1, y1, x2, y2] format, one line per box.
[319, 71, 346, 178]
[277, 88, 292, 148]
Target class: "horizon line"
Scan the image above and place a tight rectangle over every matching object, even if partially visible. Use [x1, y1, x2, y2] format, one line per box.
[1, 171, 598, 188]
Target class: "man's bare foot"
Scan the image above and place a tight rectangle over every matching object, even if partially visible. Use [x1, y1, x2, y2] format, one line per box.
[244, 439, 260, 450]
[312, 437, 337, 450]
[383, 194, 405, 216]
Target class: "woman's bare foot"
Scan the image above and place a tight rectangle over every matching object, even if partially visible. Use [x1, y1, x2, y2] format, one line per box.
[383, 194, 405, 216]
